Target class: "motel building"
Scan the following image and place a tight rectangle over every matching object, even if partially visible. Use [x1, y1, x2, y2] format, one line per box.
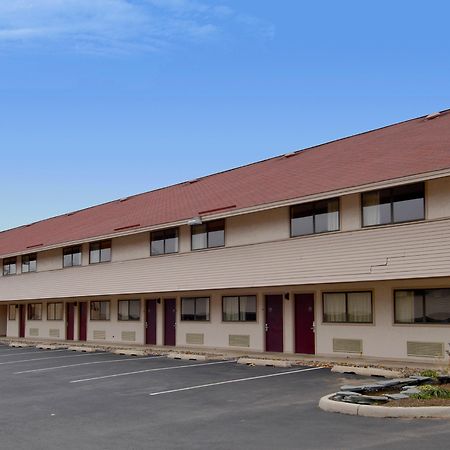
[1, 110, 450, 364]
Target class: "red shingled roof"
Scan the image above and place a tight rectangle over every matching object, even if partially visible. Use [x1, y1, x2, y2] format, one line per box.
[1, 110, 450, 257]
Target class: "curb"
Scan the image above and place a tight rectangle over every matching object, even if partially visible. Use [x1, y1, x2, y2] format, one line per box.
[319, 393, 450, 418]
[111, 349, 148, 357]
[168, 353, 208, 361]
[237, 358, 292, 368]
[331, 365, 402, 378]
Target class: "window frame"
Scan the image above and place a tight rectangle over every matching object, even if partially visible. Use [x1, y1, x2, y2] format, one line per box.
[191, 219, 225, 251]
[28, 303, 42, 321]
[47, 302, 64, 321]
[180, 297, 210, 321]
[8, 305, 16, 320]
[361, 182, 425, 228]
[2, 257, 17, 276]
[90, 300, 111, 321]
[150, 227, 179, 256]
[322, 291, 373, 324]
[63, 245, 82, 268]
[222, 295, 257, 322]
[118, 300, 141, 321]
[89, 240, 112, 264]
[394, 288, 450, 325]
[22, 253, 37, 274]
[290, 198, 340, 237]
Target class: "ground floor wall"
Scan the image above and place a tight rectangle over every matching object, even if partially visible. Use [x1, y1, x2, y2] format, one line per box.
[3, 276, 450, 363]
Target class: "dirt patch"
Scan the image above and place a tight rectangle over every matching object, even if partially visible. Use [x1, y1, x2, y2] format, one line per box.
[387, 384, 450, 407]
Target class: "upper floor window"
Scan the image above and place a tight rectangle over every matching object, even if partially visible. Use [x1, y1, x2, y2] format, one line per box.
[63, 245, 82, 267]
[47, 302, 64, 320]
[28, 303, 42, 320]
[323, 291, 372, 323]
[118, 300, 141, 321]
[191, 219, 225, 250]
[362, 182, 425, 227]
[223, 296, 257, 322]
[395, 289, 450, 324]
[151, 228, 179, 256]
[22, 253, 37, 273]
[291, 198, 339, 237]
[89, 240, 111, 264]
[90, 300, 110, 320]
[181, 297, 210, 321]
[3, 257, 17, 276]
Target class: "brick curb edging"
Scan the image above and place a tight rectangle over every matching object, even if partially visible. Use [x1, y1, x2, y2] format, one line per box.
[319, 394, 450, 418]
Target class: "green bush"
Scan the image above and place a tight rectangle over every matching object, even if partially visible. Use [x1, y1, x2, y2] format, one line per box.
[420, 369, 440, 379]
[412, 385, 450, 400]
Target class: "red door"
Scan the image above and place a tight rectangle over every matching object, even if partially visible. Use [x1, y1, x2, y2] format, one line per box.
[164, 299, 176, 346]
[294, 294, 315, 354]
[79, 302, 87, 341]
[145, 300, 157, 345]
[66, 303, 75, 340]
[19, 305, 26, 338]
[265, 295, 283, 352]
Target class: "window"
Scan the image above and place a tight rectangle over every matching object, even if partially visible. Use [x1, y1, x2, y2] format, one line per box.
[8, 305, 16, 320]
[181, 297, 210, 321]
[28, 303, 42, 320]
[3, 257, 17, 276]
[89, 240, 111, 264]
[47, 302, 63, 320]
[90, 301, 110, 320]
[223, 296, 257, 321]
[63, 246, 82, 267]
[323, 292, 372, 323]
[118, 300, 141, 321]
[151, 228, 179, 255]
[22, 253, 37, 273]
[291, 199, 339, 237]
[191, 220, 225, 250]
[362, 182, 425, 227]
[395, 289, 450, 324]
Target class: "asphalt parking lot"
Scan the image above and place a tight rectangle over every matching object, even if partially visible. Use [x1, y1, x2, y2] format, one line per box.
[0, 344, 450, 450]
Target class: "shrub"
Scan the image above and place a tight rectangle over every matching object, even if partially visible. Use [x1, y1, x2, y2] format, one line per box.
[420, 369, 440, 379]
[412, 385, 450, 400]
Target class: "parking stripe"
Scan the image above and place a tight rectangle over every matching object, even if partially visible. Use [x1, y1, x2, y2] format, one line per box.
[70, 360, 236, 383]
[149, 366, 324, 396]
[14, 356, 165, 374]
[0, 352, 109, 365]
[0, 349, 67, 358]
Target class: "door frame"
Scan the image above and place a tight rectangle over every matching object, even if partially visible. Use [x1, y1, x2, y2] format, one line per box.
[78, 301, 88, 341]
[18, 304, 26, 338]
[66, 302, 76, 340]
[163, 298, 176, 346]
[145, 299, 158, 345]
[264, 293, 284, 352]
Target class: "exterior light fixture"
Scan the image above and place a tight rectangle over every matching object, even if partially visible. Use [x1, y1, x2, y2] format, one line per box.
[187, 217, 202, 226]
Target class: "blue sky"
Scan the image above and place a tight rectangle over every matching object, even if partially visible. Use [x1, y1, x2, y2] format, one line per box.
[1, 0, 449, 231]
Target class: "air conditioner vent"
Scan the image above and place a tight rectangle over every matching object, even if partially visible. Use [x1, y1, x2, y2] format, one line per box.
[333, 338, 362, 354]
[407, 341, 444, 358]
[186, 333, 204, 345]
[29, 328, 39, 337]
[49, 329, 60, 338]
[229, 335, 250, 347]
[93, 330, 106, 340]
[121, 331, 136, 342]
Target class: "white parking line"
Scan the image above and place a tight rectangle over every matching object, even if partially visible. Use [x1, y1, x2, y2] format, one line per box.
[0, 352, 110, 365]
[149, 366, 324, 396]
[0, 349, 67, 358]
[14, 356, 165, 374]
[70, 360, 236, 383]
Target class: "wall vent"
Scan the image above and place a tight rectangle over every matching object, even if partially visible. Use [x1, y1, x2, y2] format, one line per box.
[121, 331, 136, 342]
[229, 334, 250, 347]
[186, 333, 204, 345]
[49, 329, 60, 338]
[333, 338, 362, 354]
[93, 330, 106, 340]
[407, 341, 444, 358]
[29, 328, 39, 337]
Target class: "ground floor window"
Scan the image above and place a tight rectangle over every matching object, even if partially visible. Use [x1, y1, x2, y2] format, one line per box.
[8, 305, 16, 320]
[222, 296, 257, 321]
[90, 301, 110, 320]
[28, 303, 42, 320]
[395, 289, 450, 324]
[323, 292, 372, 323]
[181, 297, 210, 321]
[47, 302, 64, 320]
[118, 300, 141, 321]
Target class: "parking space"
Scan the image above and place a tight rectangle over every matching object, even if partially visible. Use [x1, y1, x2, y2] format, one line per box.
[1, 343, 450, 450]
